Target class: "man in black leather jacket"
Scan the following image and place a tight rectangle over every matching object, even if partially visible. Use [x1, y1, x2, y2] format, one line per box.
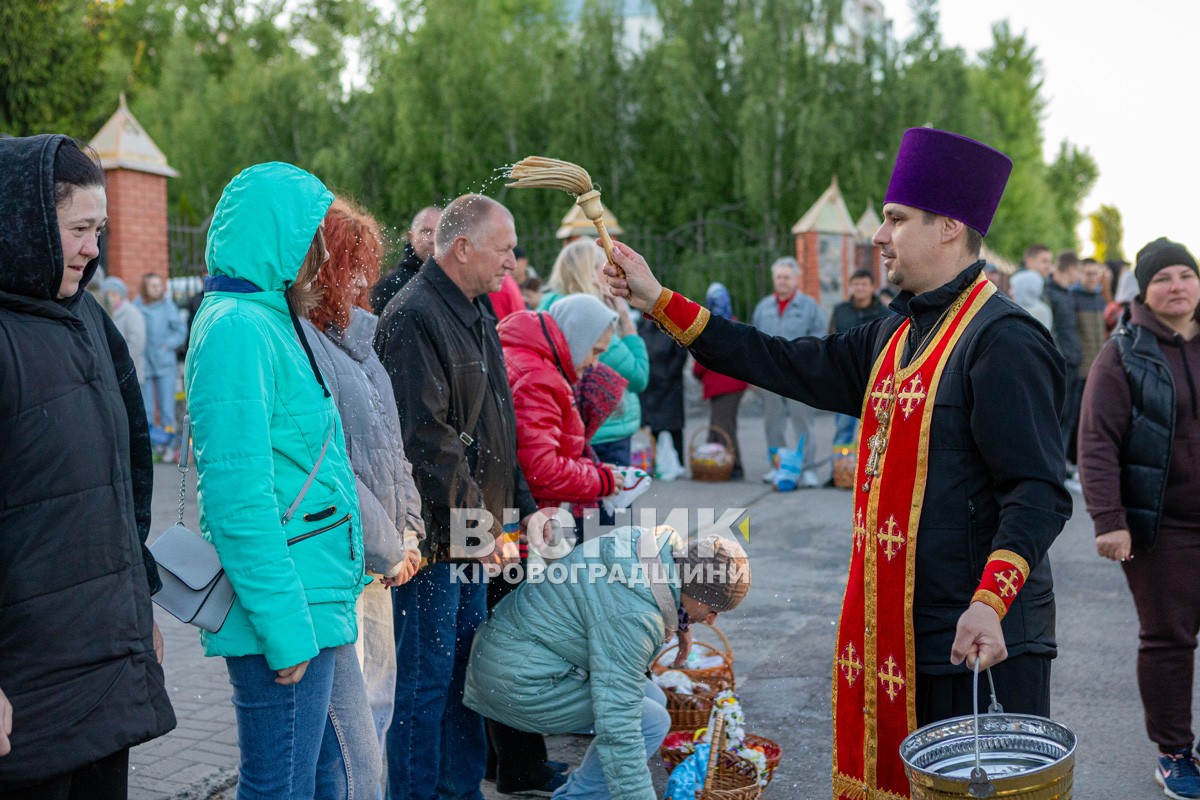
[374, 194, 538, 799]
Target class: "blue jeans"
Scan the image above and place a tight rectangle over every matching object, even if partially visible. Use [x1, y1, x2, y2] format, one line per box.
[386, 562, 487, 800]
[832, 413, 859, 447]
[551, 680, 670, 799]
[225, 646, 335, 800]
[317, 643, 383, 800]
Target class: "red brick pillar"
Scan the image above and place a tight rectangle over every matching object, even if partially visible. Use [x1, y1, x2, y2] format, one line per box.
[794, 231, 821, 300]
[103, 169, 169, 297]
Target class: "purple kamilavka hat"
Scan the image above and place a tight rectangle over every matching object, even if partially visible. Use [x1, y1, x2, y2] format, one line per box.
[883, 128, 1013, 236]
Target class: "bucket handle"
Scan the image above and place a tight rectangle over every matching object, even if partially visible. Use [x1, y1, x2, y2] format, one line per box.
[969, 657, 997, 798]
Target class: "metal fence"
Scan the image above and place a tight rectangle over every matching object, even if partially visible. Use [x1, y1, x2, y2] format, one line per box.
[167, 215, 210, 300]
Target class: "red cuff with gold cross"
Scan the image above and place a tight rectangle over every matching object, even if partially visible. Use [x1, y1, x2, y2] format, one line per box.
[971, 549, 1031, 619]
[644, 289, 711, 347]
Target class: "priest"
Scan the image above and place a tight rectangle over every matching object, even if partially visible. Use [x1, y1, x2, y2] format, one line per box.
[603, 127, 1071, 799]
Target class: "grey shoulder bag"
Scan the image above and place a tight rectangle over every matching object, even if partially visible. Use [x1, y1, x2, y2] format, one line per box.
[150, 416, 335, 633]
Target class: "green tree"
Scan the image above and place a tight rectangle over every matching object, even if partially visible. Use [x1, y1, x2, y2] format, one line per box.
[0, 0, 112, 136]
[34, 0, 1100, 276]
[622, 0, 742, 229]
[965, 21, 1056, 259]
[340, 0, 576, 238]
[1045, 140, 1099, 251]
[734, 0, 819, 245]
[1089, 204, 1125, 263]
[132, 2, 350, 220]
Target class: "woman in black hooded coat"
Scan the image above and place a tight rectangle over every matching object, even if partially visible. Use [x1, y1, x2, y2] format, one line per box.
[0, 135, 176, 798]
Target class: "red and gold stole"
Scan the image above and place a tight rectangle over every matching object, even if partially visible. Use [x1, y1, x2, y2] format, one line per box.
[832, 275, 996, 800]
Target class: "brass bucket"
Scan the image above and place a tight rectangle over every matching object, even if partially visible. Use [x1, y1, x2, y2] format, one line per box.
[900, 661, 1076, 799]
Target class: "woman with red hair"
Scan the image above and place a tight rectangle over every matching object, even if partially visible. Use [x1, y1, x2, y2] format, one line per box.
[303, 197, 425, 796]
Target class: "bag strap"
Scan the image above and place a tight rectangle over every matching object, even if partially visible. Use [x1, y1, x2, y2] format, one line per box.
[458, 322, 490, 447]
[537, 313, 572, 384]
[637, 530, 679, 640]
[177, 415, 193, 526]
[281, 424, 336, 525]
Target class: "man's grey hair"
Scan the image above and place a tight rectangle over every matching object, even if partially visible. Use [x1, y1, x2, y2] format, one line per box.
[435, 195, 510, 257]
[410, 205, 442, 231]
[771, 256, 801, 275]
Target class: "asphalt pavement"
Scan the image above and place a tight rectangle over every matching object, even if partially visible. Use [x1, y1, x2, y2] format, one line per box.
[131, 392, 1197, 799]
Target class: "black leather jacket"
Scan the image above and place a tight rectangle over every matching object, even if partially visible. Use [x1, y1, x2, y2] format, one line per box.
[375, 258, 537, 557]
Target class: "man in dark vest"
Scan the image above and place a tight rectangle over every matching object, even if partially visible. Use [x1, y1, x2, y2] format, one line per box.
[603, 127, 1071, 800]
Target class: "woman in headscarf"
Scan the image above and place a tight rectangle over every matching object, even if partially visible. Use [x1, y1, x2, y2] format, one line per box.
[501, 295, 625, 511]
[0, 135, 175, 798]
[540, 240, 649, 510]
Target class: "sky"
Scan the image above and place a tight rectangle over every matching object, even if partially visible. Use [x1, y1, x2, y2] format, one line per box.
[880, 0, 1200, 261]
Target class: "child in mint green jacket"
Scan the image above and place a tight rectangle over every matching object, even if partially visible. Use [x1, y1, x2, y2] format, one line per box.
[184, 162, 371, 799]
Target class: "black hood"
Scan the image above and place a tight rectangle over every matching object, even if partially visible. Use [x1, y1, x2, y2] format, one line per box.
[0, 134, 101, 306]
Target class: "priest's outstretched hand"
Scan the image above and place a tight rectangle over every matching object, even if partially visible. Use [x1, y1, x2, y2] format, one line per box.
[601, 240, 664, 313]
[949, 601, 1008, 670]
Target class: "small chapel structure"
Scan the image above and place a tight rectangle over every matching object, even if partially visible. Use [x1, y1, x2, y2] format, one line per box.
[791, 177, 884, 311]
[88, 94, 178, 297]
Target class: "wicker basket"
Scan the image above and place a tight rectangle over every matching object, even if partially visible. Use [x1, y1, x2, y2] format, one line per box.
[664, 688, 716, 733]
[832, 445, 856, 489]
[651, 622, 736, 693]
[661, 731, 782, 786]
[689, 425, 735, 482]
[700, 714, 762, 800]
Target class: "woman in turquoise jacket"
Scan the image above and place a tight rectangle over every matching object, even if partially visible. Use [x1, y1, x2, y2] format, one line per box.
[184, 162, 372, 799]
[463, 528, 750, 800]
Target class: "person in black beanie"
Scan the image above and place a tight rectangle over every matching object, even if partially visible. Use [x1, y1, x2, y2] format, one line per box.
[1079, 235, 1200, 800]
[1135, 237, 1200, 298]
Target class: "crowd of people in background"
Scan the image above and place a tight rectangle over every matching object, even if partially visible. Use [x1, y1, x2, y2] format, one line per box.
[4, 129, 1200, 800]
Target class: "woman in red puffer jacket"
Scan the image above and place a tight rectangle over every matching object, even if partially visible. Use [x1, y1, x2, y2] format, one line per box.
[499, 297, 624, 506]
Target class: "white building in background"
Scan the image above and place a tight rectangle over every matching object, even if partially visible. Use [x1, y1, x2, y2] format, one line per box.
[832, 0, 890, 56]
[564, 0, 890, 58]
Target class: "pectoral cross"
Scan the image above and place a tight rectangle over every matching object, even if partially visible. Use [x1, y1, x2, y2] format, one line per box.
[863, 379, 896, 492]
[865, 429, 887, 476]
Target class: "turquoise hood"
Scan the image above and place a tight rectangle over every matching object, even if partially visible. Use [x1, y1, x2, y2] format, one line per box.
[205, 162, 333, 290]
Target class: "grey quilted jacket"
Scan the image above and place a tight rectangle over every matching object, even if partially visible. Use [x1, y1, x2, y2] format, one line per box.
[305, 308, 424, 575]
